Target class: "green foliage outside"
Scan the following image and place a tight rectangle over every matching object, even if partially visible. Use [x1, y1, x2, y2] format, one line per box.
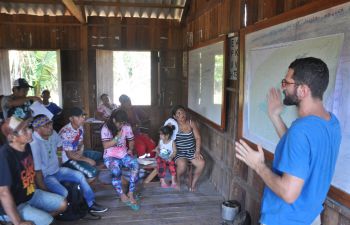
[113, 51, 151, 105]
[9, 51, 58, 96]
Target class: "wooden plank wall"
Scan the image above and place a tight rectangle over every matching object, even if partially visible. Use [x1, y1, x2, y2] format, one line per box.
[183, 0, 350, 224]
[0, 14, 184, 138]
[1, 1, 350, 223]
[87, 17, 184, 138]
[0, 15, 81, 50]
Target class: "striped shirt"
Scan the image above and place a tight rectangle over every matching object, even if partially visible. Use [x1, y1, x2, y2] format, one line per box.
[174, 130, 196, 161]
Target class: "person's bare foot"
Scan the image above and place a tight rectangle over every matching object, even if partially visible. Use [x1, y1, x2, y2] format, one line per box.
[120, 193, 130, 203]
[189, 186, 197, 192]
[128, 193, 137, 204]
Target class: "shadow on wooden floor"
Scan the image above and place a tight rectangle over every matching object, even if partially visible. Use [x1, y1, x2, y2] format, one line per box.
[57, 178, 224, 225]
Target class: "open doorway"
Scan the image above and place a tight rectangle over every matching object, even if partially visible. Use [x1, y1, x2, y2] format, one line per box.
[113, 51, 151, 105]
[96, 50, 151, 106]
[8, 50, 62, 106]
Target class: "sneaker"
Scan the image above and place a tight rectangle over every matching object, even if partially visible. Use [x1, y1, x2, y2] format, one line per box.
[89, 202, 108, 213]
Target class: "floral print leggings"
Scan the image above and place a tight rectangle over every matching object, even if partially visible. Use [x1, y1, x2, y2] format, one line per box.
[104, 155, 139, 195]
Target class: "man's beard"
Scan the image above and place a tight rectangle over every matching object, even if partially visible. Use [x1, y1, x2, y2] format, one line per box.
[283, 90, 300, 106]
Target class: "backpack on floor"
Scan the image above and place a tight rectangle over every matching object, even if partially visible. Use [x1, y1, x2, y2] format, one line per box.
[55, 182, 88, 221]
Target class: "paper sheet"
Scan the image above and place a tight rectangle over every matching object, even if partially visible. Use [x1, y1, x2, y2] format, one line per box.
[30, 101, 53, 119]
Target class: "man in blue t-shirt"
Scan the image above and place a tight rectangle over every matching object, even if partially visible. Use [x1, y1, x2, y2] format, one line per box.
[41, 90, 62, 117]
[235, 57, 341, 225]
[30, 114, 108, 214]
[41, 90, 63, 132]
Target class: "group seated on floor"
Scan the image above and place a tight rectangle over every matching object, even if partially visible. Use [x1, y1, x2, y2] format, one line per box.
[0, 80, 206, 224]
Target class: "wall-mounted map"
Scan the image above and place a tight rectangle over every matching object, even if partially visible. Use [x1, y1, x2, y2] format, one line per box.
[245, 34, 344, 152]
[242, 2, 350, 194]
[188, 37, 226, 130]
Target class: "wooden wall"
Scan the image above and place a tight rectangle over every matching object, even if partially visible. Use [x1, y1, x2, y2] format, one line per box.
[1, 0, 350, 224]
[0, 14, 81, 50]
[86, 17, 184, 138]
[183, 0, 350, 224]
[0, 14, 184, 139]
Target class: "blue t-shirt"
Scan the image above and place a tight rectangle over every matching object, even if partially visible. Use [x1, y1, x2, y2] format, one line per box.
[30, 131, 62, 177]
[45, 102, 62, 116]
[260, 113, 341, 225]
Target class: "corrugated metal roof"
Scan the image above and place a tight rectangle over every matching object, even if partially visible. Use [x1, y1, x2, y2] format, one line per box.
[0, 0, 187, 21]
[0, 3, 70, 16]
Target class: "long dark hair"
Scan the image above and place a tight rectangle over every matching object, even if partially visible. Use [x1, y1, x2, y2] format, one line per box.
[105, 109, 128, 136]
[159, 125, 175, 139]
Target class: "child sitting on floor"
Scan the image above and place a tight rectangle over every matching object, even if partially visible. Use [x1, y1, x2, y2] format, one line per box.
[153, 125, 178, 189]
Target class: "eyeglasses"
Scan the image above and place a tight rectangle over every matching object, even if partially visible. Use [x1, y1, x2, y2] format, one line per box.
[281, 79, 296, 88]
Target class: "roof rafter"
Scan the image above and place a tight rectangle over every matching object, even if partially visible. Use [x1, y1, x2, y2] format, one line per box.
[180, 0, 190, 24]
[62, 0, 85, 23]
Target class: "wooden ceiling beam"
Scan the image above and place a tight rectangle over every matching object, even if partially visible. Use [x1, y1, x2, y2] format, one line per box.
[74, 1, 184, 9]
[62, 0, 86, 23]
[180, 0, 190, 24]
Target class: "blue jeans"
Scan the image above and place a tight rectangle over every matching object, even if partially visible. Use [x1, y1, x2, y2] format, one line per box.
[63, 150, 102, 178]
[44, 167, 95, 207]
[84, 149, 103, 162]
[0, 189, 64, 225]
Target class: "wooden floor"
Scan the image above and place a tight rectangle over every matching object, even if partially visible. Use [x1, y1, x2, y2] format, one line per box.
[57, 176, 224, 225]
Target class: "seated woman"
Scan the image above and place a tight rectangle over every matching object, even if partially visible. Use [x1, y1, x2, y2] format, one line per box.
[118, 94, 156, 158]
[101, 109, 140, 210]
[96, 93, 118, 121]
[170, 105, 205, 192]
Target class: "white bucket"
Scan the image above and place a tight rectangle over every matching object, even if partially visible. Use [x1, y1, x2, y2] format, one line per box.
[221, 200, 240, 221]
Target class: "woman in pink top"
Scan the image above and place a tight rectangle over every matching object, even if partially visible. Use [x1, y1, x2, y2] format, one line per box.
[101, 109, 140, 210]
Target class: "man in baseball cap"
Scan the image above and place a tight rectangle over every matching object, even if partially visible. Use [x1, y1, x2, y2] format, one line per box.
[69, 106, 86, 117]
[1, 78, 41, 119]
[12, 78, 34, 88]
[31, 114, 108, 213]
[59, 107, 102, 182]
[1, 116, 31, 138]
[0, 116, 67, 225]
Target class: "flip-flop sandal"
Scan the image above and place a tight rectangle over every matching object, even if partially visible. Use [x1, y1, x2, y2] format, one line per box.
[132, 194, 141, 204]
[125, 201, 140, 211]
[121, 200, 130, 206]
